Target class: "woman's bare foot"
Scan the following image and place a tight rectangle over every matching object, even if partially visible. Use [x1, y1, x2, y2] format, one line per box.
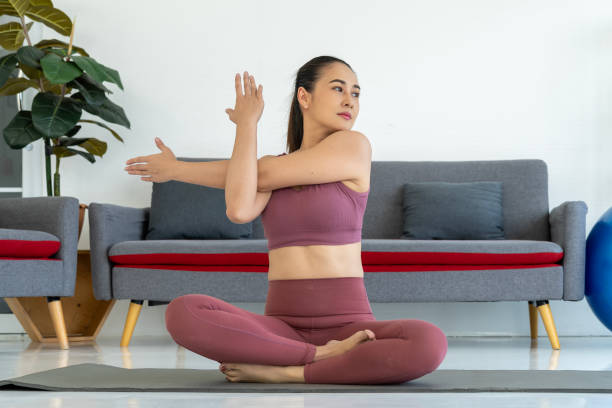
[217, 330, 376, 383]
[314, 329, 376, 361]
[219, 363, 304, 383]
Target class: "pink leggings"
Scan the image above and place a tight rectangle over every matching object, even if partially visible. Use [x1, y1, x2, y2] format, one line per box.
[165, 277, 447, 384]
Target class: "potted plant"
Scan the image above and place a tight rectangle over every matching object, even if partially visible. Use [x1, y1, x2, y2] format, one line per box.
[0, 0, 130, 235]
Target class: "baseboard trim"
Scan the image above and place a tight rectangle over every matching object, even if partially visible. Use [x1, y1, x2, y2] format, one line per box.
[0, 314, 25, 334]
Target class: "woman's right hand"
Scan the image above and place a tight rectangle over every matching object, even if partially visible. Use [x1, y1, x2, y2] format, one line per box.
[124, 137, 177, 183]
[225, 71, 264, 126]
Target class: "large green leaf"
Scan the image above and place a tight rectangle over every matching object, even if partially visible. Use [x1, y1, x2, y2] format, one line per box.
[34, 39, 89, 57]
[19, 60, 40, 79]
[71, 55, 123, 90]
[29, 0, 53, 6]
[53, 145, 96, 163]
[0, 2, 19, 17]
[57, 135, 107, 156]
[65, 124, 80, 137]
[79, 119, 124, 142]
[52, 145, 76, 158]
[72, 92, 130, 129]
[66, 147, 95, 163]
[0, 22, 22, 44]
[3, 110, 46, 149]
[43, 77, 67, 94]
[24, 6, 71, 36]
[70, 72, 111, 93]
[21, 63, 65, 93]
[16, 45, 45, 68]
[0, 76, 38, 95]
[0, 53, 17, 87]
[0, 21, 32, 50]
[14, 21, 31, 49]
[45, 47, 67, 57]
[31, 91, 82, 137]
[68, 74, 110, 105]
[40, 52, 82, 84]
[1, 0, 29, 17]
[78, 137, 107, 156]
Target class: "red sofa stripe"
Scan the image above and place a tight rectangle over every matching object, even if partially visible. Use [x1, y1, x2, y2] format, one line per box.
[361, 251, 563, 265]
[109, 252, 270, 266]
[109, 250, 563, 266]
[113, 263, 562, 272]
[0, 257, 61, 261]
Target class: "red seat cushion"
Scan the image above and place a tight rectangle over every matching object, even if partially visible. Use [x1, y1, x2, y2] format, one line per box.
[0, 228, 61, 258]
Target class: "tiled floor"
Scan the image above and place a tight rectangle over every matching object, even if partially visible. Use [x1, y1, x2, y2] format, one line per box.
[0, 334, 611, 407]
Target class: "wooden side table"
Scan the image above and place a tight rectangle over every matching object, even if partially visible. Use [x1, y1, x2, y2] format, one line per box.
[5, 249, 115, 344]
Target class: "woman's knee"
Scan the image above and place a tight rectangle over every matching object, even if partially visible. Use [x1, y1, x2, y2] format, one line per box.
[167, 293, 217, 313]
[396, 320, 448, 372]
[423, 322, 447, 368]
[165, 294, 216, 334]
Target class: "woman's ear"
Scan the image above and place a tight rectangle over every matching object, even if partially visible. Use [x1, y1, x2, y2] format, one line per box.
[297, 87, 310, 109]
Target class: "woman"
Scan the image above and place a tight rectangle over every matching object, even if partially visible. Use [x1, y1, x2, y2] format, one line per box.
[124, 56, 447, 384]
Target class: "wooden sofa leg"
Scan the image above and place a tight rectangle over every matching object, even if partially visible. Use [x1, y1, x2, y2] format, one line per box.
[535, 300, 560, 350]
[528, 301, 538, 339]
[46, 296, 69, 350]
[3, 297, 44, 343]
[120, 300, 144, 347]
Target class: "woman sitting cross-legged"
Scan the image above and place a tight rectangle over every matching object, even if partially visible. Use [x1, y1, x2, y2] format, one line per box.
[125, 55, 448, 384]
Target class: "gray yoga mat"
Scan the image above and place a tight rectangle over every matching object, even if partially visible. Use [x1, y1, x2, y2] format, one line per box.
[1, 363, 611, 393]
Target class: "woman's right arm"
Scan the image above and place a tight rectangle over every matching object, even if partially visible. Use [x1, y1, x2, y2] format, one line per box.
[125, 137, 270, 191]
[172, 159, 229, 189]
[173, 158, 274, 191]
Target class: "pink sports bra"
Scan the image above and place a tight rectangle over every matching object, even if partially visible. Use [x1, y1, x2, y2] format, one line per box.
[261, 153, 369, 250]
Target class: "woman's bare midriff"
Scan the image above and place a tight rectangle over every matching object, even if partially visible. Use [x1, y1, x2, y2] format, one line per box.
[268, 241, 364, 281]
[267, 178, 368, 281]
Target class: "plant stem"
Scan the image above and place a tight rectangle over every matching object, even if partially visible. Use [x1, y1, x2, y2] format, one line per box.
[19, 15, 45, 92]
[51, 136, 60, 195]
[44, 139, 52, 196]
[19, 15, 52, 194]
[19, 15, 32, 46]
[54, 171, 60, 196]
[67, 16, 76, 57]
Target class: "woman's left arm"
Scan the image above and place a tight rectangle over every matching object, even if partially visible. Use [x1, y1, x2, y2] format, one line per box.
[224, 71, 264, 222]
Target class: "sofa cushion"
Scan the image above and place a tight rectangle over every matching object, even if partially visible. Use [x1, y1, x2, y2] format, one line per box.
[360, 238, 562, 266]
[146, 178, 253, 240]
[401, 181, 504, 240]
[108, 238, 562, 272]
[109, 239, 269, 264]
[0, 228, 61, 258]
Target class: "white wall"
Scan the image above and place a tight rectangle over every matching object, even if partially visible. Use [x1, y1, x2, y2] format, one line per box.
[5, 0, 612, 337]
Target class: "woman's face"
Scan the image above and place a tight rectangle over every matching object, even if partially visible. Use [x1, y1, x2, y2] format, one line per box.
[300, 62, 360, 131]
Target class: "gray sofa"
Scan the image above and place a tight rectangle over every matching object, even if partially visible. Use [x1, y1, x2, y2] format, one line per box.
[0, 196, 79, 349]
[89, 158, 587, 349]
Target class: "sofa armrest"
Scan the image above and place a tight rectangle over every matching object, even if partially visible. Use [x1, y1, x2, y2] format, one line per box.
[88, 203, 150, 300]
[0, 196, 79, 296]
[549, 200, 588, 301]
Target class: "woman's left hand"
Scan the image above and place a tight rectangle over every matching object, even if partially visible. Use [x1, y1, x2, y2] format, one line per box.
[225, 71, 264, 126]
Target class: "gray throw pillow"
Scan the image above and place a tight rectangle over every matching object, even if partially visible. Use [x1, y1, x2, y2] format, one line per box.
[146, 175, 252, 240]
[401, 181, 504, 240]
